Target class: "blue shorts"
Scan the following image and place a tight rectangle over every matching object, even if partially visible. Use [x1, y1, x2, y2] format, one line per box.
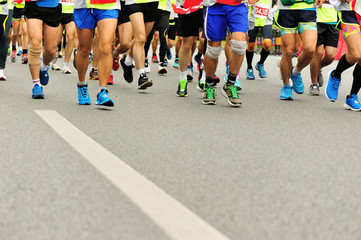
[204, 3, 249, 42]
[73, 8, 118, 30]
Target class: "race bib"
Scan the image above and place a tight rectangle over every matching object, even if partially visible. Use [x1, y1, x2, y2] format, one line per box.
[61, 0, 73, 4]
[90, 0, 116, 4]
[255, 3, 270, 19]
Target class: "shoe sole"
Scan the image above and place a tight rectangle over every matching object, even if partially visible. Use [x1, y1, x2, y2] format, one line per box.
[139, 80, 153, 90]
[221, 89, 241, 107]
[280, 97, 293, 100]
[78, 101, 91, 105]
[202, 100, 216, 105]
[187, 75, 193, 82]
[96, 100, 114, 107]
[309, 91, 320, 96]
[343, 103, 361, 111]
[246, 77, 255, 80]
[176, 92, 188, 97]
[32, 94, 44, 99]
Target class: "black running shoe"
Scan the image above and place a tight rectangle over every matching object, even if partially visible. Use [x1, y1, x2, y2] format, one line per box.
[138, 73, 153, 90]
[120, 57, 134, 83]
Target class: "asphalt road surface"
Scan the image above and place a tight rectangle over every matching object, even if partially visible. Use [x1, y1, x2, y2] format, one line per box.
[1, 50, 361, 240]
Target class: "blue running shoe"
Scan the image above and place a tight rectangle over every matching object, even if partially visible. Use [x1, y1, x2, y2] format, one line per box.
[246, 68, 255, 80]
[173, 58, 179, 69]
[280, 85, 293, 100]
[40, 66, 50, 86]
[344, 94, 361, 111]
[325, 70, 341, 102]
[167, 49, 172, 60]
[32, 84, 44, 99]
[255, 62, 267, 78]
[77, 84, 91, 105]
[290, 68, 304, 94]
[95, 87, 114, 107]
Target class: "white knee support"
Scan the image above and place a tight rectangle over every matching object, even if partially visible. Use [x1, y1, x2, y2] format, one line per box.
[231, 40, 247, 55]
[206, 44, 222, 59]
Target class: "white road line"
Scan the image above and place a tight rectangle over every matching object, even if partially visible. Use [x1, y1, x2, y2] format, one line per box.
[35, 110, 230, 240]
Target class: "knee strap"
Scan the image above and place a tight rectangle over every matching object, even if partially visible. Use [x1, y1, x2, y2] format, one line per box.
[206, 44, 222, 59]
[231, 40, 247, 55]
[28, 45, 42, 66]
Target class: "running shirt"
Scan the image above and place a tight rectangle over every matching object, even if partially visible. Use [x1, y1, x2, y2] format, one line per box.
[14, 0, 24, 8]
[204, 0, 244, 7]
[75, 0, 120, 9]
[317, 1, 337, 23]
[276, 0, 315, 10]
[158, 0, 171, 11]
[125, 0, 158, 5]
[251, 0, 273, 26]
[329, 0, 350, 11]
[0, 0, 8, 15]
[61, 0, 74, 13]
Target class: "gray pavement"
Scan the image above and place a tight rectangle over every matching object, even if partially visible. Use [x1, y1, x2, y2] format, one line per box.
[1, 51, 361, 240]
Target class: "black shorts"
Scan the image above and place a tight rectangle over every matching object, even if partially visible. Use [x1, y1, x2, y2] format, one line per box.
[178, 8, 203, 37]
[168, 18, 176, 40]
[25, 1, 62, 27]
[336, 10, 359, 27]
[153, 9, 170, 32]
[61, 13, 73, 25]
[275, 9, 316, 29]
[118, 1, 130, 25]
[248, 25, 272, 43]
[317, 23, 338, 47]
[126, 2, 158, 23]
[0, 14, 6, 37]
[12, 7, 25, 19]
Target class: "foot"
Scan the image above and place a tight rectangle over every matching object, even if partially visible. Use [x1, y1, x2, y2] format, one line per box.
[32, 84, 44, 99]
[255, 62, 267, 78]
[62, 65, 72, 74]
[325, 70, 341, 102]
[120, 57, 134, 83]
[318, 70, 324, 87]
[158, 63, 167, 75]
[138, 73, 153, 90]
[290, 67, 304, 94]
[40, 66, 50, 86]
[309, 83, 320, 96]
[186, 66, 193, 82]
[280, 85, 293, 100]
[176, 79, 188, 97]
[77, 84, 91, 105]
[344, 94, 361, 111]
[89, 68, 99, 80]
[246, 68, 255, 80]
[173, 58, 179, 69]
[108, 74, 114, 85]
[202, 85, 216, 105]
[151, 54, 159, 63]
[95, 87, 114, 107]
[222, 84, 241, 107]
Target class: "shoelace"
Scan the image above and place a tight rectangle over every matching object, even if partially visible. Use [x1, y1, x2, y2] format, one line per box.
[81, 86, 88, 98]
[331, 79, 341, 90]
[229, 86, 239, 98]
[206, 87, 214, 99]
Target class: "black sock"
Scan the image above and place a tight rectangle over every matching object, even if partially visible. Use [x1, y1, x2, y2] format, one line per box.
[195, 52, 202, 59]
[333, 54, 354, 79]
[246, 50, 254, 69]
[259, 48, 270, 65]
[350, 64, 361, 96]
[206, 76, 214, 86]
[175, 55, 178, 59]
[23, 49, 28, 54]
[227, 73, 237, 85]
[12, 46, 16, 51]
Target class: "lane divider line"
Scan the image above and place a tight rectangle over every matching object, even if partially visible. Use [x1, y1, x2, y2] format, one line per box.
[35, 110, 230, 240]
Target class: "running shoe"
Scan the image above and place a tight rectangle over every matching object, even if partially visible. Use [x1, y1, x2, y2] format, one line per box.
[17, 50, 22, 56]
[290, 68, 304, 94]
[138, 73, 153, 89]
[120, 57, 134, 83]
[309, 83, 320, 96]
[158, 63, 167, 75]
[11, 50, 16, 63]
[176, 79, 188, 97]
[167, 49, 172, 60]
[62, 65, 72, 74]
[40, 66, 50, 86]
[89, 68, 99, 80]
[108, 74, 114, 85]
[325, 70, 341, 102]
[173, 58, 179, 69]
[255, 62, 267, 78]
[145, 58, 151, 73]
[32, 84, 44, 99]
[318, 70, 324, 87]
[151, 54, 159, 63]
[77, 84, 91, 105]
[57, 51, 63, 58]
[21, 54, 28, 64]
[197, 80, 205, 92]
[95, 87, 114, 107]
[202, 85, 216, 105]
[186, 66, 193, 81]
[163, 58, 168, 67]
[112, 54, 120, 71]
[7, 48, 10, 56]
[344, 94, 361, 111]
[246, 68, 255, 80]
[224, 74, 242, 91]
[213, 75, 220, 86]
[51, 63, 61, 71]
[88, 52, 93, 64]
[222, 84, 241, 107]
[0, 69, 6, 81]
[280, 85, 293, 100]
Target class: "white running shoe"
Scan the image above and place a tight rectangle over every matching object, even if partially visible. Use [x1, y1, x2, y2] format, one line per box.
[0, 69, 6, 80]
[51, 63, 61, 71]
[62, 65, 72, 74]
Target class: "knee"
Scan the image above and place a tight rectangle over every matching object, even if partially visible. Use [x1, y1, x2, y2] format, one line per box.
[247, 42, 255, 52]
[263, 39, 272, 51]
[283, 48, 295, 58]
[231, 40, 247, 55]
[135, 35, 146, 46]
[98, 43, 112, 56]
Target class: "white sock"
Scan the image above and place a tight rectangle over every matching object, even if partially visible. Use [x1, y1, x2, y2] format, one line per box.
[18, 46, 22, 52]
[64, 62, 69, 67]
[137, 69, 145, 78]
[78, 81, 87, 86]
[124, 55, 134, 66]
[180, 71, 186, 81]
[33, 78, 40, 86]
[292, 66, 300, 76]
[40, 61, 48, 71]
[200, 70, 206, 84]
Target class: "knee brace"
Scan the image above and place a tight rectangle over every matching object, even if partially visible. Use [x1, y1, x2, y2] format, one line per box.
[206, 44, 222, 59]
[231, 40, 247, 55]
[28, 45, 42, 66]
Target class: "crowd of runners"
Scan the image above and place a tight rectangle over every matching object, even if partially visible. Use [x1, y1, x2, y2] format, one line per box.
[0, 0, 361, 110]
